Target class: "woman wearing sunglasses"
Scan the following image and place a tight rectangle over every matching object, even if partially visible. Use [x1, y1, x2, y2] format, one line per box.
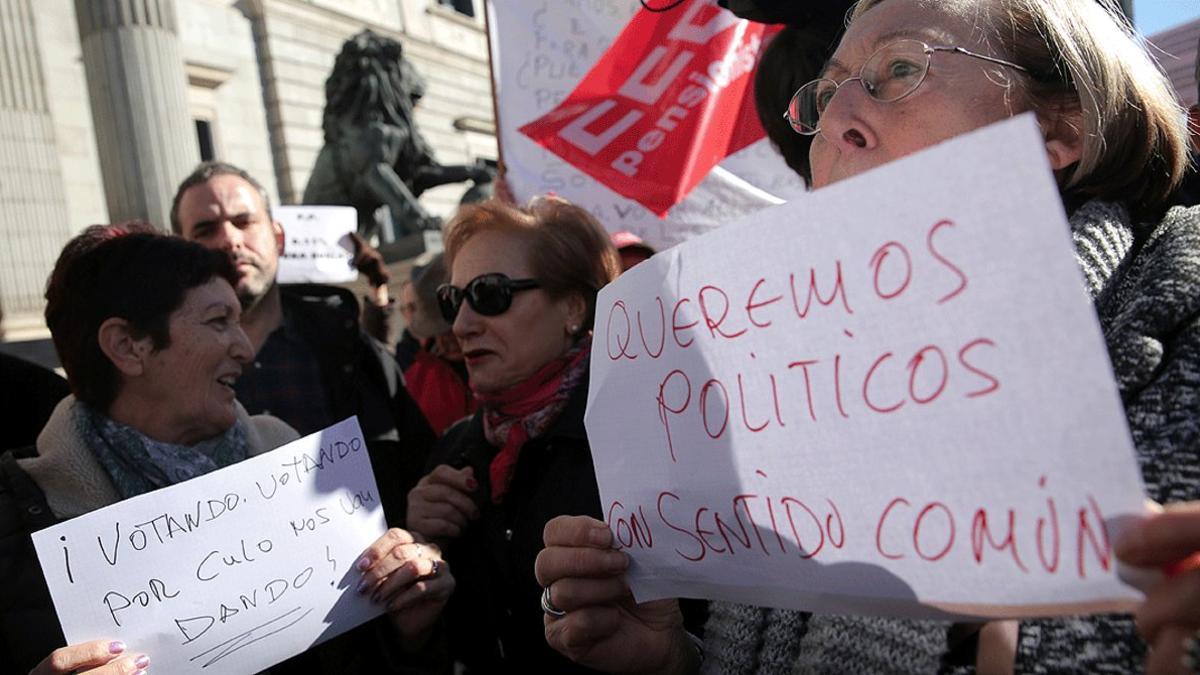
[404, 198, 623, 672]
[535, 0, 1200, 673]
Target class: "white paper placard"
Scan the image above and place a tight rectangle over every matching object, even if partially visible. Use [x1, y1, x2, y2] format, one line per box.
[33, 417, 387, 674]
[275, 205, 358, 284]
[584, 115, 1147, 620]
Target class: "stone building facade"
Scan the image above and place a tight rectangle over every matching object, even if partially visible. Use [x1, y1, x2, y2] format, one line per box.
[0, 0, 496, 335]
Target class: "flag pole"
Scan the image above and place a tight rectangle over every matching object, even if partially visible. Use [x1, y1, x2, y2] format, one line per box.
[483, 0, 505, 171]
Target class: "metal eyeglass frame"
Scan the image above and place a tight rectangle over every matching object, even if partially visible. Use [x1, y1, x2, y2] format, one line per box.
[783, 39, 1030, 136]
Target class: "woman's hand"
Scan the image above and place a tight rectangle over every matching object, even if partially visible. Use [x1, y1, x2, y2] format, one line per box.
[406, 465, 480, 542]
[1117, 501, 1200, 675]
[357, 528, 455, 649]
[535, 515, 699, 675]
[31, 640, 149, 675]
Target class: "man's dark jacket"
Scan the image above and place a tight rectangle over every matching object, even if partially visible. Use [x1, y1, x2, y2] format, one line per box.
[267, 286, 437, 526]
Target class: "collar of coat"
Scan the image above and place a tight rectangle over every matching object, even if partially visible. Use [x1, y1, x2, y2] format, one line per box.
[19, 396, 298, 520]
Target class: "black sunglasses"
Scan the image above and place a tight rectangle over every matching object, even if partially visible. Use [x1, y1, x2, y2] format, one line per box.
[437, 273, 541, 322]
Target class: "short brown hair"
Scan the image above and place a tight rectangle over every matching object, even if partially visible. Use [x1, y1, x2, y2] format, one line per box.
[443, 199, 620, 332]
[849, 0, 1189, 217]
[45, 223, 237, 411]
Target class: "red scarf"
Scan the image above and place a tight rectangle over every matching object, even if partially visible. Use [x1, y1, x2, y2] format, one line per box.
[476, 336, 591, 504]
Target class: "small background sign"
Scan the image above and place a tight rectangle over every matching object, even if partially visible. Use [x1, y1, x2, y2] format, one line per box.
[276, 205, 358, 285]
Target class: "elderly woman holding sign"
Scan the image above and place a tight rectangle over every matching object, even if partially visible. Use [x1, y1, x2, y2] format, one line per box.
[535, 0, 1200, 672]
[1, 224, 452, 675]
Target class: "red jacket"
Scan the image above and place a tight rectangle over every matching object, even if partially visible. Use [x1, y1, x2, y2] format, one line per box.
[404, 350, 476, 436]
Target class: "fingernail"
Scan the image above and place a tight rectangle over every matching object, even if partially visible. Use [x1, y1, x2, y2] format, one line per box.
[356, 556, 371, 571]
[356, 579, 370, 594]
[466, 478, 478, 490]
[108, 641, 126, 654]
[590, 526, 612, 547]
[133, 671, 147, 675]
[135, 654, 150, 669]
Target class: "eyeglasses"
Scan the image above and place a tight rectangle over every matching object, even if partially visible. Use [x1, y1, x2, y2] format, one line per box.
[436, 273, 541, 322]
[784, 39, 1030, 136]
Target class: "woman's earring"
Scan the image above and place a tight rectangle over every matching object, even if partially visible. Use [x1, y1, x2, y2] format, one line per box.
[569, 324, 580, 335]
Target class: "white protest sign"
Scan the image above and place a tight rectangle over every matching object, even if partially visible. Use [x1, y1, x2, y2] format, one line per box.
[487, 0, 806, 250]
[275, 205, 358, 284]
[585, 115, 1147, 619]
[33, 417, 387, 674]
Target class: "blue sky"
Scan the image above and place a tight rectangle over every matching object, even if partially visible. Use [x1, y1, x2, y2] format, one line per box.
[1135, 0, 1200, 36]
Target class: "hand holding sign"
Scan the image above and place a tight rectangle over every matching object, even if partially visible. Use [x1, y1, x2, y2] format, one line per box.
[30, 639, 149, 675]
[535, 515, 695, 675]
[1115, 504, 1200, 674]
[356, 528, 454, 648]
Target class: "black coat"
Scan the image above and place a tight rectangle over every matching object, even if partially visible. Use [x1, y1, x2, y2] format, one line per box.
[0, 353, 69, 452]
[431, 373, 607, 674]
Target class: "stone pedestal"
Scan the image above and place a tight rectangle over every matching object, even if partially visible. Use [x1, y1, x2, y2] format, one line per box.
[75, 0, 198, 229]
[0, 0, 72, 317]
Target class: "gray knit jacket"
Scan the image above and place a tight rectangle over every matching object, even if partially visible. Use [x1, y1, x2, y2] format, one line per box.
[699, 201, 1200, 674]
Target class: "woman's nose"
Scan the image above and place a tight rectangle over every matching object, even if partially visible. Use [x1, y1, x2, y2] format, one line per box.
[818, 79, 878, 151]
[230, 325, 254, 364]
[452, 301, 482, 339]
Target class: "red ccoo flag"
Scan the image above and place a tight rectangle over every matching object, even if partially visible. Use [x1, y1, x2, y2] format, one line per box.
[518, 1, 777, 217]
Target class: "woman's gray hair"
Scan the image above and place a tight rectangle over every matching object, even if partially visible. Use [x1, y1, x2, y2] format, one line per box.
[849, 0, 1189, 216]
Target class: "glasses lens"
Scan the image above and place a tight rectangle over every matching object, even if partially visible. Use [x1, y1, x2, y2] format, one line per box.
[465, 274, 513, 316]
[863, 40, 929, 103]
[436, 284, 461, 323]
[788, 79, 836, 135]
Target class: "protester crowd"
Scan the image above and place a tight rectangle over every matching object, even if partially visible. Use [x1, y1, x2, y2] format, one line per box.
[2, 0, 1200, 673]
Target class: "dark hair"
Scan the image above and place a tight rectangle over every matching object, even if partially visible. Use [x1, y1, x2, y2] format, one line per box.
[44, 222, 237, 411]
[170, 161, 273, 234]
[753, 24, 844, 182]
[443, 199, 620, 333]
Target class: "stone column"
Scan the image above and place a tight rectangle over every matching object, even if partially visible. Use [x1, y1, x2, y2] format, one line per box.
[0, 0, 73, 318]
[75, 0, 198, 229]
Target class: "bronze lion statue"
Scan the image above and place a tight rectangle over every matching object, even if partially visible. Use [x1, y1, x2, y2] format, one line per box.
[303, 30, 493, 241]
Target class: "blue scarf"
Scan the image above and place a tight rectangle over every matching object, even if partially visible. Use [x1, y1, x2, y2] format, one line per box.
[77, 401, 249, 499]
